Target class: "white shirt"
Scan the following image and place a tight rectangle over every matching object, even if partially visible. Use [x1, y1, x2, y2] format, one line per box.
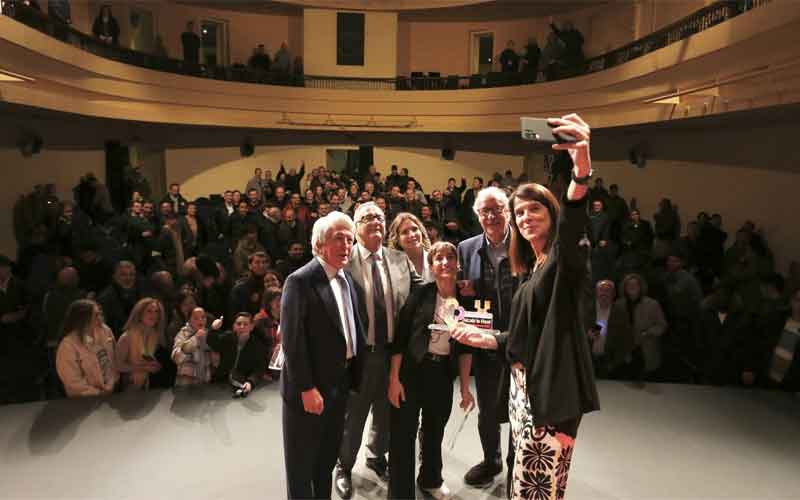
[360, 246, 394, 345]
[429, 293, 452, 355]
[318, 257, 354, 359]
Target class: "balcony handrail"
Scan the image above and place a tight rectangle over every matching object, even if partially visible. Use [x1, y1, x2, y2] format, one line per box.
[0, 0, 771, 91]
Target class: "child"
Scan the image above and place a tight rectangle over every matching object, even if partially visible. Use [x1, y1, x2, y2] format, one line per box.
[172, 307, 222, 386]
[208, 312, 271, 398]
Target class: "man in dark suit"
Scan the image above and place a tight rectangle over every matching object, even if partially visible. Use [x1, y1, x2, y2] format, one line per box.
[281, 212, 365, 500]
[457, 187, 517, 487]
[335, 202, 422, 499]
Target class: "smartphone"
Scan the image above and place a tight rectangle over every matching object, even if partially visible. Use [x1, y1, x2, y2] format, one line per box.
[141, 353, 156, 362]
[520, 117, 577, 144]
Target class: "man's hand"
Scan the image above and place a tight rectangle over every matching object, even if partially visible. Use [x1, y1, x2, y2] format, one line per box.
[599, 240, 608, 248]
[301, 387, 324, 415]
[242, 382, 253, 395]
[388, 377, 405, 409]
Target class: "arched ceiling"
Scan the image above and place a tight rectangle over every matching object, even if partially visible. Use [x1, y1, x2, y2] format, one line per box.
[175, 0, 599, 21]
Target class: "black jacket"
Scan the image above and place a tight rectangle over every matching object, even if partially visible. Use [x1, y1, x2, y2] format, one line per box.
[208, 329, 272, 386]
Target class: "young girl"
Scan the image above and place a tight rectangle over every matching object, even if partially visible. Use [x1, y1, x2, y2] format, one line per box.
[56, 299, 119, 398]
[171, 307, 222, 386]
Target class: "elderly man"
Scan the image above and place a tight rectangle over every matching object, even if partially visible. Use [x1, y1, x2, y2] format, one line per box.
[457, 186, 517, 487]
[281, 212, 365, 500]
[96, 260, 141, 337]
[334, 202, 422, 499]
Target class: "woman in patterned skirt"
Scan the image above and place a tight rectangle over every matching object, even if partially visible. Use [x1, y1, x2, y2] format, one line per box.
[453, 113, 600, 499]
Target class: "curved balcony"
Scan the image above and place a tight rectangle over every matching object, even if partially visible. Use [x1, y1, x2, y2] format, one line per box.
[0, 0, 799, 136]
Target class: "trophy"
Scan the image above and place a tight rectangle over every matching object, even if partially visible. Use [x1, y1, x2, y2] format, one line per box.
[428, 298, 499, 335]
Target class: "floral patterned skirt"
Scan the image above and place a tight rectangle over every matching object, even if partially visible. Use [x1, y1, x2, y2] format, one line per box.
[509, 366, 576, 500]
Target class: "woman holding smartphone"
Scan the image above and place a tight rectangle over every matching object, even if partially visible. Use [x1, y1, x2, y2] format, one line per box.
[452, 114, 600, 500]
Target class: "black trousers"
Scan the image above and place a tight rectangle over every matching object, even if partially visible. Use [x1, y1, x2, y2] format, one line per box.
[473, 350, 503, 465]
[283, 371, 350, 499]
[389, 356, 453, 499]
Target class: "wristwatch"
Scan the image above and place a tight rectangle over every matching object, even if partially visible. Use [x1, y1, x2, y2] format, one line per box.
[571, 169, 593, 185]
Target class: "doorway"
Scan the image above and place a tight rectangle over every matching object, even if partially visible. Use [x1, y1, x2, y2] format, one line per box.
[200, 19, 229, 66]
[470, 31, 494, 74]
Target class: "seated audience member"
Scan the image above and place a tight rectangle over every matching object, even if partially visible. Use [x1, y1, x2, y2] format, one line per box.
[233, 225, 266, 279]
[172, 307, 222, 387]
[193, 255, 228, 320]
[92, 5, 120, 45]
[180, 202, 206, 258]
[96, 260, 141, 337]
[115, 298, 166, 391]
[403, 188, 423, 219]
[166, 288, 198, 348]
[388, 242, 474, 500]
[606, 274, 668, 382]
[653, 198, 681, 258]
[56, 299, 118, 398]
[208, 312, 271, 397]
[387, 212, 433, 282]
[75, 242, 112, 295]
[662, 250, 704, 379]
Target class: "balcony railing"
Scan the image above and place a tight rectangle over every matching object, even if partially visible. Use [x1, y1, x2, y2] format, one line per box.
[0, 0, 771, 91]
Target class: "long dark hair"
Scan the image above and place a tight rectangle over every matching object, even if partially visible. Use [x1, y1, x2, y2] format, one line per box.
[61, 299, 98, 341]
[508, 183, 561, 276]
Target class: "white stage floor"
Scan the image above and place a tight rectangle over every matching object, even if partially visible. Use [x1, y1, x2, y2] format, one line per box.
[0, 380, 798, 499]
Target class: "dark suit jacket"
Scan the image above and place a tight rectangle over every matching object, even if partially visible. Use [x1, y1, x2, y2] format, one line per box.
[346, 245, 422, 342]
[280, 258, 366, 409]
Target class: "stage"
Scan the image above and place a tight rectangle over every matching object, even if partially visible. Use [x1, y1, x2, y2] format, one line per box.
[0, 381, 798, 499]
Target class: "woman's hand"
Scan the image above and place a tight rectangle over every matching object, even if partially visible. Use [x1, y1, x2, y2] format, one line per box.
[548, 113, 591, 177]
[388, 376, 406, 409]
[460, 388, 475, 411]
[451, 323, 498, 350]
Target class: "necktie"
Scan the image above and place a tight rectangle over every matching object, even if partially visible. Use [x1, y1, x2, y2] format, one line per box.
[371, 254, 389, 346]
[336, 273, 357, 358]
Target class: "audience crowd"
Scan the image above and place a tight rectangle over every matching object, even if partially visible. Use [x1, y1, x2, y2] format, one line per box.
[1, 159, 798, 406]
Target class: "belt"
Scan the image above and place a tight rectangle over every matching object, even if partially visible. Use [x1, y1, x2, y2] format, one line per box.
[424, 352, 450, 362]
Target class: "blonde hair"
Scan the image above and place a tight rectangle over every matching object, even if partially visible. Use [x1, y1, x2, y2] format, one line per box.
[123, 298, 166, 353]
[387, 212, 431, 252]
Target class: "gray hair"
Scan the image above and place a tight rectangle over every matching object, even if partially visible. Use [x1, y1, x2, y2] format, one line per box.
[353, 201, 383, 224]
[311, 211, 355, 257]
[473, 186, 509, 214]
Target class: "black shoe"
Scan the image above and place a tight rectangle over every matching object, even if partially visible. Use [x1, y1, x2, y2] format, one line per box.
[335, 464, 353, 499]
[365, 456, 390, 482]
[463, 460, 502, 487]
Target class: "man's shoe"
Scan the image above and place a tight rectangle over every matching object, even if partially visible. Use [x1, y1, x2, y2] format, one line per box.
[463, 460, 502, 487]
[334, 465, 353, 500]
[422, 482, 452, 500]
[365, 456, 390, 482]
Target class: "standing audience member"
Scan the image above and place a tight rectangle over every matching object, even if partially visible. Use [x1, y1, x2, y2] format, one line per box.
[606, 274, 668, 382]
[56, 299, 118, 398]
[499, 40, 520, 73]
[96, 261, 141, 337]
[48, 0, 71, 41]
[181, 21, 201, 64]
[229, 251, 269, 321]
[115, 298, 165, 391]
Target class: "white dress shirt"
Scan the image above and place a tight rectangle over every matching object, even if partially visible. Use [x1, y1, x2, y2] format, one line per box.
[360, 247, 394, 345]
[318, 257, 354, 359]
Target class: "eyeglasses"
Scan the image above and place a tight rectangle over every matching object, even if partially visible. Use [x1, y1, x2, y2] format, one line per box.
[477, 207, 506, 219]
[359, 213, 385, 224]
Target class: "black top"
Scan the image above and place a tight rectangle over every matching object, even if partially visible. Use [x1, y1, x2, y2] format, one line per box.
[503, 195, 599, 426]
[181, 32, 201, 63]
